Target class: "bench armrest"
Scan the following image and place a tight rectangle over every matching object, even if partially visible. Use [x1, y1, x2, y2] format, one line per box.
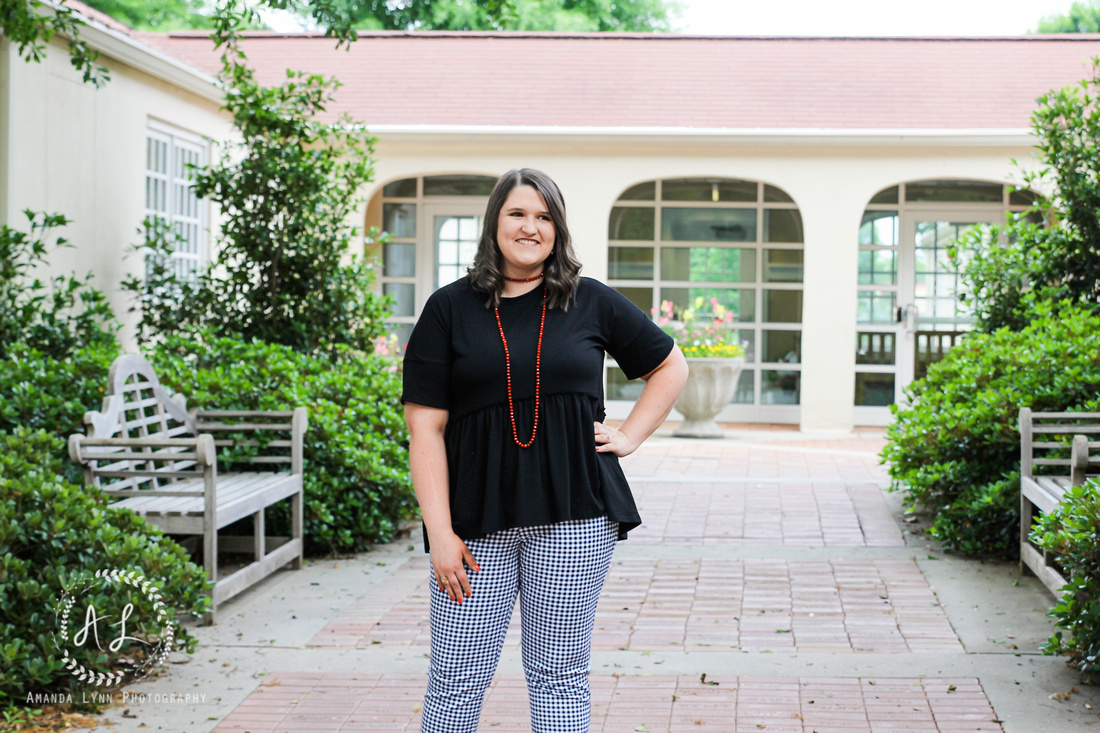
[69, 433, 217, 466]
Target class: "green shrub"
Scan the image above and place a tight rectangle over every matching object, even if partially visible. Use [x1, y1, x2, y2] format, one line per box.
[956, 58, 1100, 334]
[0, 428, 209, 707]
[0, 345, 115, 474]
[883, 301, 1100, 558]
[1032, 480, 1100, 679]
[0, 211, 117, 361]
[150, 330, 415, 555]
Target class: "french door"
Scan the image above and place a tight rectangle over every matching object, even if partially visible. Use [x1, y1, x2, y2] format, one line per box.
[855, 210, 995, 424]
[418, 202, 483, 309]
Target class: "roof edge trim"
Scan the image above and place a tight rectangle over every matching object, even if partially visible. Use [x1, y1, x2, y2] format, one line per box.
[367, 125, 1036, 147]
[37, 0, 221, 103]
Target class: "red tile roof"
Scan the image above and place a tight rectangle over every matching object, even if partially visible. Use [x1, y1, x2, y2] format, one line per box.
[134, 31, 1100, 130]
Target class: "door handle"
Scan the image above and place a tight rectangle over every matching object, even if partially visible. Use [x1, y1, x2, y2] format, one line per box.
[904, 304, 919, 332]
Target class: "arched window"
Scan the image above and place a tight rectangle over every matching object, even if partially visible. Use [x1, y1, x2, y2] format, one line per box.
[607, 178, 804, 416]
[853, 179, 1039, 420]
[371, 174, 497, 347]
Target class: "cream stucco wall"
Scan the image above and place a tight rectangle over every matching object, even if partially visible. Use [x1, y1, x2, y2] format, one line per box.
[1, 36, 230, 348]
[364, 135, 1041, 434]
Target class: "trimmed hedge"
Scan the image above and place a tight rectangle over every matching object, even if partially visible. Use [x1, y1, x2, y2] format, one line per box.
[1033, 480, 1100, 679]
[883, 302, 1100, 558]
[150, 331, 415, 555]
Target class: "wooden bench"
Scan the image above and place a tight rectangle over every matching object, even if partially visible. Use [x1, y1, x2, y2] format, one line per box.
[1018, 407, 1100, 598]
[68, 354, 307, 624]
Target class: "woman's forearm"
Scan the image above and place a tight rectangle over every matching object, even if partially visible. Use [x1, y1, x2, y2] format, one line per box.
[617, 346, 689, 448]
[406, 410, 455, 541]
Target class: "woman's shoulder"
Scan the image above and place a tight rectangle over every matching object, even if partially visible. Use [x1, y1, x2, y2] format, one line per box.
[425, 276, 480, 308]
[577, 276, 616, 298]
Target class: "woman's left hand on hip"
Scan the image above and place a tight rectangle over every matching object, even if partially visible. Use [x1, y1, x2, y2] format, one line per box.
[593, 421, 638, 457]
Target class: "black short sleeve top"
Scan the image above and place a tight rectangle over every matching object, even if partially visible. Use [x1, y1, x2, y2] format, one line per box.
[401, 276, 674, 548]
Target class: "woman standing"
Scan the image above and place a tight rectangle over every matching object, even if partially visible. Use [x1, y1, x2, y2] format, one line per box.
[401, 168, 688, 732]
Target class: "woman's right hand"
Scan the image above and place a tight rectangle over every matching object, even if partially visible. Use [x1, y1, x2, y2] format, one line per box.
[429, 530, 479, 603]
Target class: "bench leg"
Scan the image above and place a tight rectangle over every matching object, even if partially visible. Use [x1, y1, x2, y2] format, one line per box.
[254, 511, 265, 564]
[1020, 492, 1035, 577]
[291, 490, 303, 571]
[203, 518, 218, 626]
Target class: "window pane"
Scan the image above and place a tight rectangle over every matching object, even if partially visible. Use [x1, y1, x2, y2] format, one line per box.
[383, 203, 417, 238]
[905, 180, 1003, 203]
[660, 247, 755, 282]
[763, 330, 801, 363]
[732, 369, 754, 404]
[855, 373, 895, 407]
[869, 186, 899, 205]
[661, 287, 755, 322]
[1009, 187, 1039, 207]
[762, 369, 800, 405]
[384, 283, 416, 317]
[763, 185, 794, 203]
[609, 247, 654, 280]
[737, 329, 756, 362]
[662, 178, 756, 202]
[614, 287, 653, 315]
[607, 366, 645, 400]
[857, 249, 897, 285]
[383, 242, 416, 277]
[855, 331, 895, 365]
[859, 211, 898, 246]
[763, 249, 803, 283]
[661, 208, 756, 242]
[387, 323, 414, 353]
[383, 178, 417, 197]
[764, 210, 804, 243]
[763, 290, 802, 323]
[618, 181, 656, 201]
[609, 206, 655, 240]
[857, 291, 896, 324]
[423, 174, 497, 196]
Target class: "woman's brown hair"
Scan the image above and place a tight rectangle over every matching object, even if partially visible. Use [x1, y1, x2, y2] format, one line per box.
[467, 168, 582, 310]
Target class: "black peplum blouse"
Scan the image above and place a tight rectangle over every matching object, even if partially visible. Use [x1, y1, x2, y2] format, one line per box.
[400, 276, 674, 550]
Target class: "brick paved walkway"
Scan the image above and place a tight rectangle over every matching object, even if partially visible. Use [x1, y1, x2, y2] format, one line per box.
[215, 673, 1000, 732]
[208, 431, 1023, 732]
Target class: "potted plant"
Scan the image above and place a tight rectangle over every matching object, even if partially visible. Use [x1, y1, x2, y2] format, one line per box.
[653, 297, 746, 438]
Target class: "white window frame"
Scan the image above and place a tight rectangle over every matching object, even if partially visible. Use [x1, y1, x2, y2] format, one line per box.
[145, 120, 208, 282]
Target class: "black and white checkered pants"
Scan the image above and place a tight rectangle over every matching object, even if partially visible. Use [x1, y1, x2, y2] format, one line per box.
[421, 515, 618, 732]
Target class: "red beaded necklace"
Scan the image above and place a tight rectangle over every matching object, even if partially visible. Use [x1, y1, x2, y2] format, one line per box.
[493, 283, 547, 449]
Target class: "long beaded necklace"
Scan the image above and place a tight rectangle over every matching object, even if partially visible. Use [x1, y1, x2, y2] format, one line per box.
[494, 276, 546, 449]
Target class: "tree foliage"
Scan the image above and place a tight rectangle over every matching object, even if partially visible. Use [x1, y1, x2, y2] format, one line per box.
[125, 50, 390, 354]
[0, 0, 109, 85]
[80, 0, 223, 31]
[954, 58, 1100, 333]
[0, 210, 117, 361]
[1035, 0, 1100, 33]
[334, 0, 679, 32]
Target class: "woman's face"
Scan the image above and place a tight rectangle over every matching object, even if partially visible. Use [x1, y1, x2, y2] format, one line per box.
[496, 184, 556, 278]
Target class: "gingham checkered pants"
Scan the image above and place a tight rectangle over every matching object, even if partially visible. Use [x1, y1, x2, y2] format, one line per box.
[421, 515, 618, 733]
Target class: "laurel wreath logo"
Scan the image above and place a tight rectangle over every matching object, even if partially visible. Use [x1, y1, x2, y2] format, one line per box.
[52, 568, 177, 686]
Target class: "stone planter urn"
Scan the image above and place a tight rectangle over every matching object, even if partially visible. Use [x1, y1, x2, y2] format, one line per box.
[673, 357, 745, 438]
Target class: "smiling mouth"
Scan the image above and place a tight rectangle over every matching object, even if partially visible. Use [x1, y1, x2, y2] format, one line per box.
[516, 239, 541, 246]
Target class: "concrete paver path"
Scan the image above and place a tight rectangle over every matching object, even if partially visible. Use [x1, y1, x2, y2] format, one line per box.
[92, 428, 1100, 732]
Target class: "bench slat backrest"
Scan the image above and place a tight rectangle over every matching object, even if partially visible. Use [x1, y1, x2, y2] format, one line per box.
[82, 354, 198, 494]
[1019, 408, 1100, 480]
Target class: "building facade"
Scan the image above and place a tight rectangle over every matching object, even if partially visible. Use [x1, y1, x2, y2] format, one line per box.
[9, 16, 1100, 431]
